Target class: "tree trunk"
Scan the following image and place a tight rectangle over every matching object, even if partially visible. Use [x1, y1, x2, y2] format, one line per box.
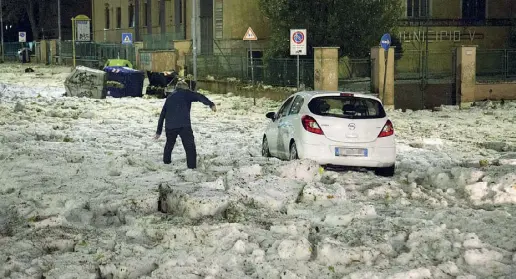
[26, 1, 38, 41]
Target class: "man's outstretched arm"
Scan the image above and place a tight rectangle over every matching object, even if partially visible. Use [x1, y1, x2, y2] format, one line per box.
[155, 101, 167, 138]
[190, 91, 216, 110]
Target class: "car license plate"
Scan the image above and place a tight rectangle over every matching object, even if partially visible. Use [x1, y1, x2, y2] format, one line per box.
[335, 147, 368, 157]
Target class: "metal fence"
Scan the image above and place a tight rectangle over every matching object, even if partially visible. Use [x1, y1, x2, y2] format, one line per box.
[339, 58, 371, 92]
[1, 42, 31, 61]
[142, 30, 185, 50]
[59, 41, 136, 68]
[476, 49, 516, 82]
[394, 50, 455, 81]
[185, 55, 315, 88]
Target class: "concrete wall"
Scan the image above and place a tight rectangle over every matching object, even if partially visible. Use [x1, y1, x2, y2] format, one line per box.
[197, 80, 292, 101]
[476, 83, 516, 100]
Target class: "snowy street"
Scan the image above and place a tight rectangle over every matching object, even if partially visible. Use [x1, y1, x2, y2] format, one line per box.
[1, 64, 516, 278]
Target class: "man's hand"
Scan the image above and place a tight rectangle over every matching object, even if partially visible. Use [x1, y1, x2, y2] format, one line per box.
[210, 105, 217, 112]
[154, 134, 161, 140]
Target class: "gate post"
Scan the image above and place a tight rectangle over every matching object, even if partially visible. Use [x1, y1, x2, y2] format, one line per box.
[314, 47, 339, 91]
[370, 46, 394, 109]
[455, 45, 477, 107]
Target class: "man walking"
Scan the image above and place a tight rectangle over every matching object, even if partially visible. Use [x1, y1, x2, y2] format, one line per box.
[155, 80, 216, 168]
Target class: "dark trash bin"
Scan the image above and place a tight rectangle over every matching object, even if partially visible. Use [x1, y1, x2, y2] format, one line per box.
[104, 66, 145, 98]
[145, 70, 196, 98]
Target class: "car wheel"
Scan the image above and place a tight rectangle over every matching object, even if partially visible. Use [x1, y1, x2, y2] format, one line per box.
[262, 137, 271, 157]
[289, 142, 299, 161]
[375, 164, 395, 177]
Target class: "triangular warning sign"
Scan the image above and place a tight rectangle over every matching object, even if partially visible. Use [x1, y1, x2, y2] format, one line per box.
[243, 27, 258, 41]
[124, 35, 131, 42]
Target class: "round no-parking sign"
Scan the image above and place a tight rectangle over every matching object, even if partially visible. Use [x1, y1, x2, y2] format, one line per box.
[292, 31, 305, 44]
[290, 29, 307, 56]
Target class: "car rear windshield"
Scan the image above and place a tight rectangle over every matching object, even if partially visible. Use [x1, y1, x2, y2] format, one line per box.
[307, 96, 386, 119]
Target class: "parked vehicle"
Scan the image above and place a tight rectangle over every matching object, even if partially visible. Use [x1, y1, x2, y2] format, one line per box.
[261, 91, 396, 176]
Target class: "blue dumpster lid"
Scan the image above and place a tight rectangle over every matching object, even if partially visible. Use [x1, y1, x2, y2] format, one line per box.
[104, 66, 143, 74]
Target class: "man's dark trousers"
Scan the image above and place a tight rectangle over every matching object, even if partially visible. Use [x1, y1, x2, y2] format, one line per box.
[163, 127, 196, 168]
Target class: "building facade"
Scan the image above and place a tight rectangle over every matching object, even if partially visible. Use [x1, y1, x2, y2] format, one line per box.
[399, 0, 514, 51]
[92, 0, 514, 57]
[91, 0, 269, 54]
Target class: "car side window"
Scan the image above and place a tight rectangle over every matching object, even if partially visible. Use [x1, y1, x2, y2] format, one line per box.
[277, 96, 295, 119]
[288, 96, 304, 115]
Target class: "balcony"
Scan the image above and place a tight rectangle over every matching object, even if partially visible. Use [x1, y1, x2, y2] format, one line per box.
[399, 18, 513, 27]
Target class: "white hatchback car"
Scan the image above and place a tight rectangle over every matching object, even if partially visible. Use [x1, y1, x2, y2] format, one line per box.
[261, 91, 396, 176]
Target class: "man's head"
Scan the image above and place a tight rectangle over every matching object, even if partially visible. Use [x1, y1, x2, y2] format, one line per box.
[175, 80, 190, 90]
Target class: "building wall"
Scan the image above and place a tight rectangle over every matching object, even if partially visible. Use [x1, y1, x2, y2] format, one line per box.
[92, 0, 183, 43]
[399, 0, 513, 51]
[92, 0, 269, 50]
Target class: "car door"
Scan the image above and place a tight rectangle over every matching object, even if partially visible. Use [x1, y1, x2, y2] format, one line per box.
[277, 95, 304, 159]
[266, 96, 295, 157]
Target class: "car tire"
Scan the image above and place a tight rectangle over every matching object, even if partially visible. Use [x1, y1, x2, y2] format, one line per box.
[289, 142, 299, 161]
[375, 164, 395, 177]
[262, 137, 271, 157]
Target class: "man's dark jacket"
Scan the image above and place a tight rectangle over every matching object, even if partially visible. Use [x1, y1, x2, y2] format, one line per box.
[156, 89, 214, 134]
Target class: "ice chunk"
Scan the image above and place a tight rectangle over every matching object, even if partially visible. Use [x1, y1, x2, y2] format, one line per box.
[158, 182, 231, 219]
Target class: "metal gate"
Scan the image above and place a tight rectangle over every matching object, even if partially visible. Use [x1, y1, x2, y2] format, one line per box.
[394, 50, 457, 110]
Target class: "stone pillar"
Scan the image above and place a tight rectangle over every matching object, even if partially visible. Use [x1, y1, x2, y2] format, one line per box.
[40, 40, 48, 64]
[134, 41, 144, 69]
[314, 47, 339, 91]
[456, 46, 477, 107]
[49, 40, 57, 64]
[370, 46, 394, 108]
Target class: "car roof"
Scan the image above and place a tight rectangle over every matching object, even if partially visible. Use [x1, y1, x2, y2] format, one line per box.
[295, 91, 381, 102]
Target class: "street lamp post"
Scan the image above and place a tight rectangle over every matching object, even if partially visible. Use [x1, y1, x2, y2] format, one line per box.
[191, 0, 197, 82]
[58, 0, 62, 64]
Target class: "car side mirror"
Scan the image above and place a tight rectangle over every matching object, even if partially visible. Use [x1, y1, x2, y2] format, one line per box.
[266, 112, 276, 120]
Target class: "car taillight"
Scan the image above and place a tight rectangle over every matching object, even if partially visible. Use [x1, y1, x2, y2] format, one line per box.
[301, 115, 324, 135]
[378, 120, 394, 138]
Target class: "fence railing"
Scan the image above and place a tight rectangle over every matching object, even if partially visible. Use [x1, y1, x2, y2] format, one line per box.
[394, 50, 455, 81]
[339, 58, 371, 92]
[185, 55, 316, 88]
[59, 41, 136, 67]
[476, 49, 516, 82]
[142, 30, 185, 50]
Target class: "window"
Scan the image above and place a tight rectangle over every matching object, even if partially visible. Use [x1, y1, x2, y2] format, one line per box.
[179, 0, 183, 24]
[277, 97, 295, 119]
[308, 96, 386, 119]
[116, 7, 121, 29]
[143, 1, 149, 27]
[214, 0, 223, 39]
[129, 4, 135, 28]
[406, 0, 429, 18]
[288, 96, 304, 115]
[104, 7, 110, 29]
[462, 0, 486, 20]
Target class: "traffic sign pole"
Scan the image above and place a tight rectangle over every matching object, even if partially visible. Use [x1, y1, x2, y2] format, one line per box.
[297, 54, 300, 89]
[380, 33, 391, 103]
[243, 26, 258, 105]
[72, 17, 76, 67]
[290, 29, 307, 90]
